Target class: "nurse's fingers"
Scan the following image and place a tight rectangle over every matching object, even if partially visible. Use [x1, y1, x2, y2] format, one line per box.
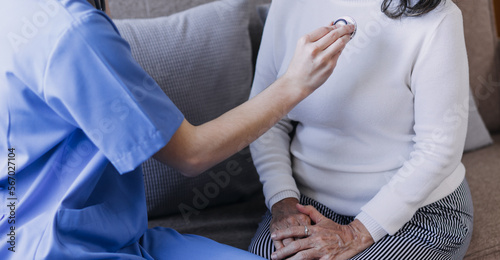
[314, 24, 354, 51]
[303, 26, 337, 43]
[322, 33, 351, 61]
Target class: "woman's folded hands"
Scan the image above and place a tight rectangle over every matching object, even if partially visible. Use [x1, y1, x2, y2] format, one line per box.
[271, 204, 374, 260]
[271, 198, 313, 250]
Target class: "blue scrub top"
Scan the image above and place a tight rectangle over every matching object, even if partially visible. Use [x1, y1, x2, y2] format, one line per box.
[0, 0, 184, 258]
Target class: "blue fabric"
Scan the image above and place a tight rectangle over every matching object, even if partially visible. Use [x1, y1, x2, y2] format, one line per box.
[141, 227, 265, 260]
[0, 0, 213, 258]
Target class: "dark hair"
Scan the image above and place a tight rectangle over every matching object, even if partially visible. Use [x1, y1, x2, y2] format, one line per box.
[381, 0, 445, 19]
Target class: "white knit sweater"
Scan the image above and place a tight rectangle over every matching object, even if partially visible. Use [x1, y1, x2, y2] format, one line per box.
[249, 0, 469, 242]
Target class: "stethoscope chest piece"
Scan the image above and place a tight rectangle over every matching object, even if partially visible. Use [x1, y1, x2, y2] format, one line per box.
[333, 16, 357, 39]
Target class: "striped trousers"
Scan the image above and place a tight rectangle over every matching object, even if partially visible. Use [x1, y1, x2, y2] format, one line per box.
[249, 180, 473, 260]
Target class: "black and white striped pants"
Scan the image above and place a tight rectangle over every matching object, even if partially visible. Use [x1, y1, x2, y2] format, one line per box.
[249, 180, 473, 260]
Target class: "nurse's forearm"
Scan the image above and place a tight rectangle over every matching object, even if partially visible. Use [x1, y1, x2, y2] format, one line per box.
[154, 25, 354, 176]
[157, 76, 307, 176]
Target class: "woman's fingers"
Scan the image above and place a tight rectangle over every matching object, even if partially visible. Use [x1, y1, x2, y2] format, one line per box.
[271, 238, 312, 260]
[297, 204, 327, 225]
[282, 238, 294, 247]
[273, 240, 285, 250]
[287, 249, 322, 260]
[270, 199, 313, 250]
[271, 215, 374, 260]
[272, 225, 312, 240]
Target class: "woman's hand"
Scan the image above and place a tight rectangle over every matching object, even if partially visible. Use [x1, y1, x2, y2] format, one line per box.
[271, 198, 312, 250]
[271, 204, 374, 260]
[282, 24, 354, 95]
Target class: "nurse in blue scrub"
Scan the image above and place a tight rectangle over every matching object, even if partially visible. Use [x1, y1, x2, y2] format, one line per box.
[0, 0, 354, 259]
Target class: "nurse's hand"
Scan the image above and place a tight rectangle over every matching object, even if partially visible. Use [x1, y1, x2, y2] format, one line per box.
[270, 204, 374, 260]
[271, 198, 312, 250]
[282, 24, 354, 95]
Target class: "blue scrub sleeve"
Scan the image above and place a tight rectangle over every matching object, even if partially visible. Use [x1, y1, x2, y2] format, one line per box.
[42, 12, 184, 174]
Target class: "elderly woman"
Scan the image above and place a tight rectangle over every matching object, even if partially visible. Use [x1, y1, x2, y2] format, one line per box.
[248, 0, 473, 259]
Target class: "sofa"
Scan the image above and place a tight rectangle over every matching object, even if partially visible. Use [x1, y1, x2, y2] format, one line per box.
[109, 0, 500, 259]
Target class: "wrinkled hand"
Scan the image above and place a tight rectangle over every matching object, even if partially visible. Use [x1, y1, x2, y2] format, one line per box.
[271, 204, 374, 260]
[271, 198, 312, 250]
[283, 24, 354, 94]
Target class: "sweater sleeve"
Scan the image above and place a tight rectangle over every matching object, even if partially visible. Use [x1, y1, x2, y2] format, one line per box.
[356, 7, 469, 242]
[249, 1, 300, 210]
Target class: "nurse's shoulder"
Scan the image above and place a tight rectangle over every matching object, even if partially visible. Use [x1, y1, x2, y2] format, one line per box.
[1, 0, 116, 95]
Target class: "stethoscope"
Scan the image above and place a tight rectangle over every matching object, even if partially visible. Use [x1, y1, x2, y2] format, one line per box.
[333, 16, 357, 39]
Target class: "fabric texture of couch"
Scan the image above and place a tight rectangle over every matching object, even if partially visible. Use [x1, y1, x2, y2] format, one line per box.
[109, 0, 500, 259]
[114, 0, 261, 220]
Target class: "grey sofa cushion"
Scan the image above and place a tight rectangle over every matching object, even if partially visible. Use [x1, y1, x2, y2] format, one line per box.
[114, 0, 262, 219]
[109, 0, 272, 72]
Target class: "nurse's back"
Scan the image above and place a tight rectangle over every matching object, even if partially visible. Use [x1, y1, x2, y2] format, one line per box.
[0, 1, 162, 258]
